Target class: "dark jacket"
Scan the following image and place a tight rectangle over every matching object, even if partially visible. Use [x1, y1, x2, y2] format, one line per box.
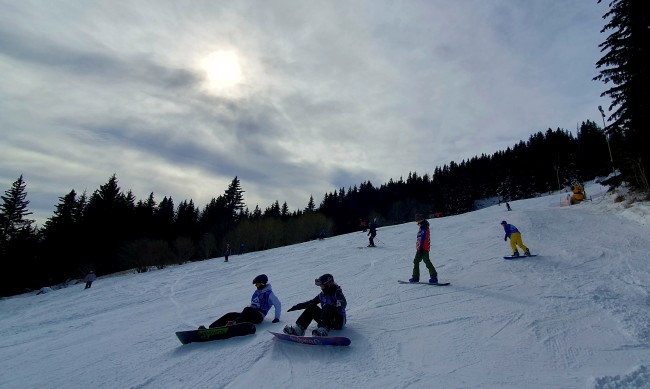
[292, 284, 347, 324]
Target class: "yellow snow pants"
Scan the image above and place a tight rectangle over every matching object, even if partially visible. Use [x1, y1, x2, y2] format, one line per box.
[509, 232, 528, 254]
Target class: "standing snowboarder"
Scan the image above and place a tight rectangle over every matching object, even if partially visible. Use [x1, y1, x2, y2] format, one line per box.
[224, 243, 232, 262]
[283, 273, 347, 337]
[501, 220, 531, 257]
[198, 274, 281, 329]
[84, 271, 96, 289]
[367, 220, 377, 247]
[409, 214, 439, 284]
[506, 202, 512, 211]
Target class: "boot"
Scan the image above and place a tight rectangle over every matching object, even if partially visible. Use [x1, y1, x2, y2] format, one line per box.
[312, 327, 329, 337]
[283, 324, 304, 336]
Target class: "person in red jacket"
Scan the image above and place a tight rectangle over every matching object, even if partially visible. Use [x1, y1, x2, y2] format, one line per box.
[409, 214, 439, 284]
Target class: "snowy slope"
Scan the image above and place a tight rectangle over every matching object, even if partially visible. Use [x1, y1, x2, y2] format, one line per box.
[1, 183, 650, 389]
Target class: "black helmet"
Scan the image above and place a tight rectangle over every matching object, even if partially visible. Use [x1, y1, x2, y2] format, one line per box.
[252, 274, 268, 285]
[501, 220, 507, 225]
[314, 273, 334, 287]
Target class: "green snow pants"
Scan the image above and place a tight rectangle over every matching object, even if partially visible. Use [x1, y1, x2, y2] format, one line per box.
[412, 250, 437, 279]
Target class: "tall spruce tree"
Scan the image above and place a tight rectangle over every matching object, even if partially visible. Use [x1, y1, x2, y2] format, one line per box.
[0, 175, 37, 296]
[0, 175, 34, 248]
[224, 176, 245, 222]
[595, 0, 650, 190]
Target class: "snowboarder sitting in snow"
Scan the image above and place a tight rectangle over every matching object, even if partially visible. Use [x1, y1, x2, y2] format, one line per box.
[501, 220, 531, 257]
[409, 214, 439, 284]
[283, 273, 347, 337]
[84, 271, 96, 289]
[198, 274, 281, 329]
[367, 220, 377, 247]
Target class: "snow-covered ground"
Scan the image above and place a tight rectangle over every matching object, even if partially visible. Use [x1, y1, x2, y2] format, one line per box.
[2, 183, 650, 389]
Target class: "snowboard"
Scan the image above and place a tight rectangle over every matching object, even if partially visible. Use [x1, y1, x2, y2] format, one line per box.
[398, 280, 451, 286]
[503, 255, 538, 260]
[176, 322, 256, 345]
[269, 331, 351, 346]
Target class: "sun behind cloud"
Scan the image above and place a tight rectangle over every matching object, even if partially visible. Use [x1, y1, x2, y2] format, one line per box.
[200, 50, 243, 93]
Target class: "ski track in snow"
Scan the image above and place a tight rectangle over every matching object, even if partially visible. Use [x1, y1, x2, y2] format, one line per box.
[1, 182, 650, 388]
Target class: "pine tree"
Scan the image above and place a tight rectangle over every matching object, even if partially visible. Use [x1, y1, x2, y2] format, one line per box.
[595, 0, 650, 190]
[0, 175, 34, 248]
[0, 175, 37, 297]
[305, 195, 316, 212]
[224, 176, 246, 221]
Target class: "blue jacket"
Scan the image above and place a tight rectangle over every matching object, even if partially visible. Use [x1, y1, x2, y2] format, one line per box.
[503, 224, 520, 239]
[293, 284, 347, 326]
[250, 284, 282, 321]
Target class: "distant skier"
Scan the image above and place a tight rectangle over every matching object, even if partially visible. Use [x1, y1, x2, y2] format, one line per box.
[224, 243, 232, 262]
[84, 271, 96, 289]
[319, 228, 326, 240]
[198, 274, 281, 329]
[239, 243, 245, 255]
[283, 273, 347, 337]
[506, 202, 512, 211]
[409, 214, 439, 284]
[359, 219, 367, 232]
[501, 220, 531, 257]
[367, 220, 377, 247]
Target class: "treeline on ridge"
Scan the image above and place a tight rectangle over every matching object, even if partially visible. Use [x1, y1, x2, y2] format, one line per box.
[0, 121, 620, 297]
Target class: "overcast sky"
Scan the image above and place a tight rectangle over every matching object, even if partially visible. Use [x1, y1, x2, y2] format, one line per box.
[1, 0, 611, 225]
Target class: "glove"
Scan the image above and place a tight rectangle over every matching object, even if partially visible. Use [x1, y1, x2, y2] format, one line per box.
[287, 305, 299, 312]
[504, 236, 507, 241]
[272, 318, 279, 323]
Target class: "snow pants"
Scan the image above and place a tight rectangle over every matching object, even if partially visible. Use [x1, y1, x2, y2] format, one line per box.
[208, 306, 263, 328]
[295, 303, 344, 331]
[509, 232, 528, 254]
[412, 250, 437, 279]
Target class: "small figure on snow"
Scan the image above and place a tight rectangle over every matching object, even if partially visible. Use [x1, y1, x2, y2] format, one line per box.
[239, 243, 245, 255]
[409, 214, 439, 284]
[501, 220, 531, 257]
[319, 228, 326, 240]
[84, 271, 96, 289]
[198, 274, 281, 329]
[367, 220, 377, 247]
[283, 273, 347, 337]
[506, 202, 512, 211]
[224, 243, 232, 262]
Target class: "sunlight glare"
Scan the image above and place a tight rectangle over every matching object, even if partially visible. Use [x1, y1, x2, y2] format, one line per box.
[201, 50, 243, 91]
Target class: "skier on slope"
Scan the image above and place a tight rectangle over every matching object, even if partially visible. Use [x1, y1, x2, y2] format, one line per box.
[224, 243, 232, 262]
[409, 214, 439, 284]
[501, 220, 532, 257]
[84, 270, 96, 289]
[367, 220, 377, 247]
[283, 273, 347, 337]
[198, 274, 281, 329]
